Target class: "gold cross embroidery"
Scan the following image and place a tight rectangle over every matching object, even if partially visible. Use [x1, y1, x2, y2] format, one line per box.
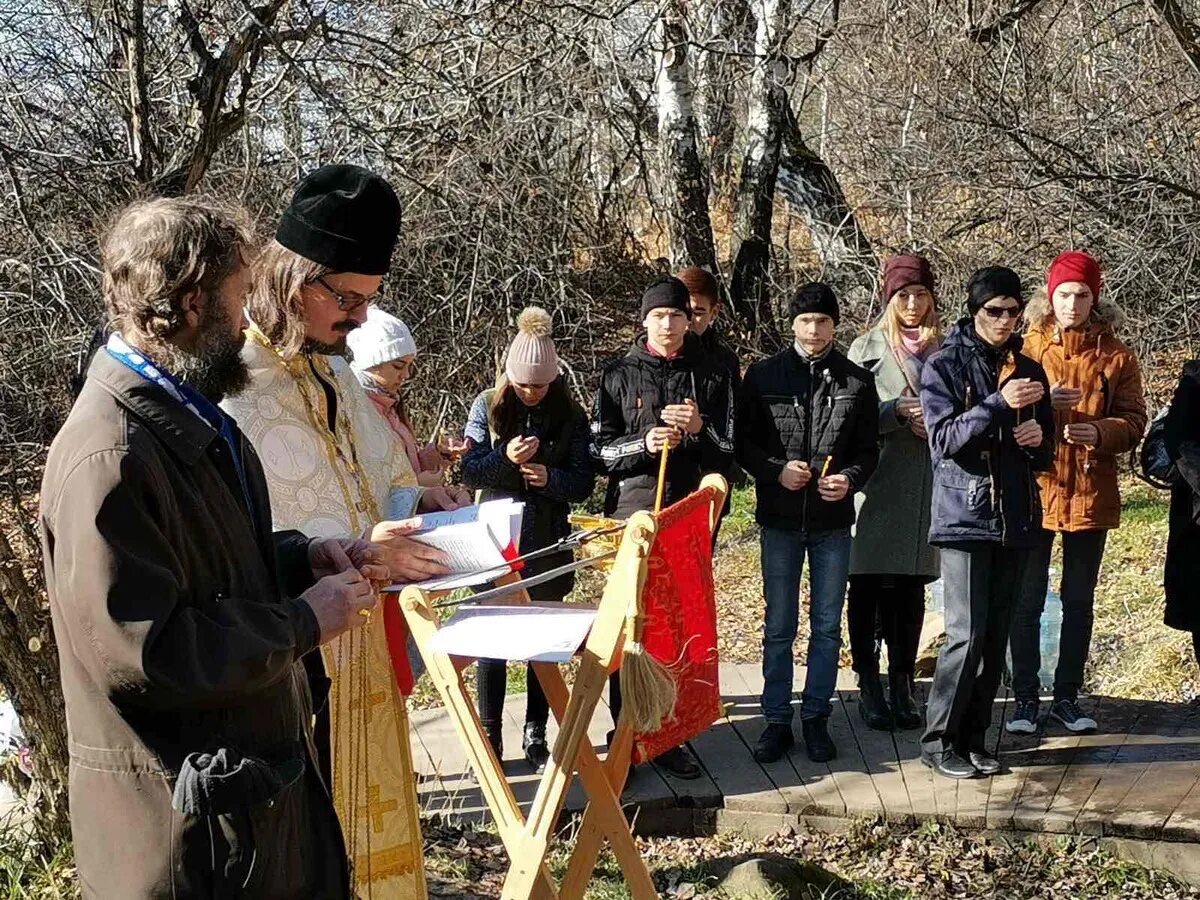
[360, 784, 398, 834]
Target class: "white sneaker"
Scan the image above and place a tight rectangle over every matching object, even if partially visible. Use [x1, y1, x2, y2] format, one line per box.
[1005, 699, 1040, 734]
[1050, 699, 1097, 733]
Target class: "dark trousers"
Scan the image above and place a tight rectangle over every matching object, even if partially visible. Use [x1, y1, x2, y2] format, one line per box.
[847, 574, 926, 677]
[922, 543, 1031, 755]
[478, 660, 550, 732]
[1009, 528, 1107, 703]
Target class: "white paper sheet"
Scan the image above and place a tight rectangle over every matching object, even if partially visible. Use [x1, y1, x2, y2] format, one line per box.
[427, 604, 597, 662]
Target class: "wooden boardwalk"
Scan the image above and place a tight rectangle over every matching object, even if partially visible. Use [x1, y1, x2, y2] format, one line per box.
[411, 661, 1200, 868]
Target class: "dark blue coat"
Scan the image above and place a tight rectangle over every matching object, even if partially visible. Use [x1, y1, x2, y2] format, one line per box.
[921, 319, 1055, 548]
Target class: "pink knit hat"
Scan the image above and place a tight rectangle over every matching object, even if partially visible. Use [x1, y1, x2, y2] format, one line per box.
[504, 307, 560, 385]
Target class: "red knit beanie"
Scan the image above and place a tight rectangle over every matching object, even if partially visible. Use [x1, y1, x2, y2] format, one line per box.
[1047, 251, 1101, 300]
[881, 254, 935, 302]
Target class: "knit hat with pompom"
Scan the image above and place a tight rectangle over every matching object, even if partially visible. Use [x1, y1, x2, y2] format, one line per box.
[504, 307, 560, 385]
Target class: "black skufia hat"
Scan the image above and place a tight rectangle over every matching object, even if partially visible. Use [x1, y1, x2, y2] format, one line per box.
[276, 164, 401, 275]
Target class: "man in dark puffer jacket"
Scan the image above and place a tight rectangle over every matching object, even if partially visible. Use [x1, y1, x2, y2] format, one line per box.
[737, 283, 879, 765]
[919, 266, 1055, 780]
[591, 275, 736, 778]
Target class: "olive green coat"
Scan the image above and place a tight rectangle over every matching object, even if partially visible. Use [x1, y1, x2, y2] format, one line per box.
[847, 327, 940, 581]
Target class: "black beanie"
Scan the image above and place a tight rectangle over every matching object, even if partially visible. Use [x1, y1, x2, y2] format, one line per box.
[276, 164, 401, 275]
[788, 282, 840, 325]
[639, 276, 692, 319]
[966, 266, 1023, 313]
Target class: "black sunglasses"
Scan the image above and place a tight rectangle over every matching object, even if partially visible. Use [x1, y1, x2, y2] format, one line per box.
[980, 304, 1022, 320]
[313, 276, 376, 312]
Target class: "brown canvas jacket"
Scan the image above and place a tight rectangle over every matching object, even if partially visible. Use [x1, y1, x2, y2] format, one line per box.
[1021, 293, 1147, 531]
[39, 350, 350, 899]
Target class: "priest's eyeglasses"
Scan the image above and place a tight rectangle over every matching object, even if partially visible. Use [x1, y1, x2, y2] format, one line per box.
[312, 276, 377, 312]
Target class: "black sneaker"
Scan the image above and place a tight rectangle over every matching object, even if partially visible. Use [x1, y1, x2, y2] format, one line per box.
[753, 723, 794, 763]
[889, 675, 922, 731]
[654, 745, 701, 780]
[522, 722, 550, 773]
[1005, 699, 1040, 735]
[920, 749, 979, 779]
[802, 717, 837, 763]
[1050, 698, 1097, 733]
[857, 673, 894, 731]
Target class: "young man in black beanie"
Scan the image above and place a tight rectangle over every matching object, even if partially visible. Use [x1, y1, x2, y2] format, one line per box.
[918, 266, 1055, 779]
[591, 275, 736, 778]
[737, 282, 880, 763]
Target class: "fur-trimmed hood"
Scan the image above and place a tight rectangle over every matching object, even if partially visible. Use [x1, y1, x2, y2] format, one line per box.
[1023, 286, 1125, 333]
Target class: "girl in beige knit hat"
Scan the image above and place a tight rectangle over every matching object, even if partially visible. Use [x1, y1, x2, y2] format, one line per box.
[459, 307, 595, 770]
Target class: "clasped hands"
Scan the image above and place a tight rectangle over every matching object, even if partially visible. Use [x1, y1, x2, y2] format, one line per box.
[777, 460, 850, 502]
[645, 399, 702, 454]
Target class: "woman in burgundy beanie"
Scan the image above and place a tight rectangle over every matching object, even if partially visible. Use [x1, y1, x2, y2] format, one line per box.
[846, 253, 944, 731]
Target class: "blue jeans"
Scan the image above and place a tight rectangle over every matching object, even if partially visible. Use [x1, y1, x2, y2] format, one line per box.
[760, 526, 852, 724]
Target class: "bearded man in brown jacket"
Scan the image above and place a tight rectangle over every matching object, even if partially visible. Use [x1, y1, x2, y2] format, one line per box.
[39, 198, 394, 898]
[1006, 251, 1147, 737]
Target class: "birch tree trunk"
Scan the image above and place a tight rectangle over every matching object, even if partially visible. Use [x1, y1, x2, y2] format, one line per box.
[655, 2, 718, 272]
[729, 0, 790, 347]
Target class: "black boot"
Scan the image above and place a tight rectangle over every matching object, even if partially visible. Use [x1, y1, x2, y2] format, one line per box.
[857, 672, 893, 731]
[522, 722, 550, 773]
[889, 675, 922, 730]
[802, 717, 837, 763]
[753, 723, 794, 763]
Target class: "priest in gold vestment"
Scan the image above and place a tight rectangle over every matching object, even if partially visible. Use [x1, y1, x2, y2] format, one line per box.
[223, 165, 454, 898]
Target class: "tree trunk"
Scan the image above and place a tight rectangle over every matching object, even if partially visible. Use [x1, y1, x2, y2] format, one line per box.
[655, 2, 718, 273]
[696, 0, 751, 197]
[0, 521, 70, 845]
[729, 0, 790, 349]
[777, 103, 877, 308]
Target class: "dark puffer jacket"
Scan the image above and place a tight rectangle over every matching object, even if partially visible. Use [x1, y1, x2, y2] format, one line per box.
[736, 345, 880, 532]
[461, 387, 594, 600]
[921, 318, 1055, 548]
[590, 333, 735, 518]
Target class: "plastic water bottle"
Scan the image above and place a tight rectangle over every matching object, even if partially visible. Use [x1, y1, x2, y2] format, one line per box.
[1039, 570, 1062, 692]
[928, 578, 944, 616]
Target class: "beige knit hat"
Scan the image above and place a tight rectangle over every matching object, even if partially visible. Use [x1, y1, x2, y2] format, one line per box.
[504, 307, 560, 385]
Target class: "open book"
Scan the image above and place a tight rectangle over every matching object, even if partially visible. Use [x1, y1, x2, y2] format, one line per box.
[384, 498, 524, 592]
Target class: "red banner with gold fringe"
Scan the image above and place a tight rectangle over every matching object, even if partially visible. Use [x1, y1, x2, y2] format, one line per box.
[632, 488, 722, 764]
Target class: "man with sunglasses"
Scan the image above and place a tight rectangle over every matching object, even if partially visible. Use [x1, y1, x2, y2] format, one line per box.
[919, 266, 1055, 780]
[222, 164, 455, 898]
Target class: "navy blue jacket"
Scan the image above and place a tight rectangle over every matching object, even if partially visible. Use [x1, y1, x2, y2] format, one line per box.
[461, 389, 594, 599]
[921, 319, 1055, 548]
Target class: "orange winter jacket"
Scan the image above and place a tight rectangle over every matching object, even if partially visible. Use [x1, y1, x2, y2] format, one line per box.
[1021, 296, 1147, 531]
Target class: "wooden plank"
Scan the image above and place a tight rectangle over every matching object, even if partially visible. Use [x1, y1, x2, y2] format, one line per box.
[726, 663, 834, 816]
[688, 663, 787, 814]
[1076, 699, 1193, 836]
[985, 689, 1045, 831]
[889, 677, 940, 822]
[1040, 698, 1143, 835]
[837, 683, 913, 824]
[1162, 775, 1200, 843]
[1007, 696, 1105, 833]
[953, 690, 1007, 829]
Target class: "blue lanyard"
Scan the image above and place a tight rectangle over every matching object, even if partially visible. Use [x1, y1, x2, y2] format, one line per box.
[105, 335, 256, 522]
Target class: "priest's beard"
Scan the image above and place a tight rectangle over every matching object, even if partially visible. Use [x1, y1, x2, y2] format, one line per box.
[301, 319, 360, 357]
[154, 302, 249, 402]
